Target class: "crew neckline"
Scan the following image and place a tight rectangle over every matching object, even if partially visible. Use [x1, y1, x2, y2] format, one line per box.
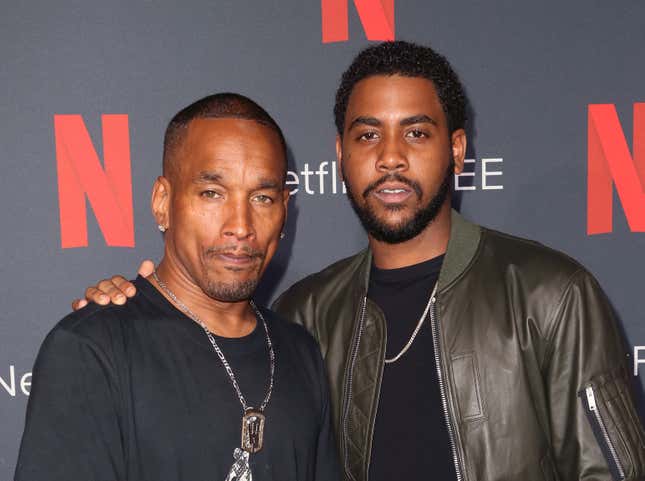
[370, 254, 444, 284]
[134, 275, 265, 351]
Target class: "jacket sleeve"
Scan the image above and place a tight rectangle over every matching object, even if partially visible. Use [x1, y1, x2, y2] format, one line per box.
[14, 328, 125, 481]
[544, 269, 645, 481]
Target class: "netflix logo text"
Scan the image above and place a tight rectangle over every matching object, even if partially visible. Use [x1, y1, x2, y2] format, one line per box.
[322, 0, 395, 43]
[287, 161, 347, 195]
[55, 114, 134, 249]
[1, 366, 31, 397]
[635, 346, 645, 376]
[54, 115, 504, 248]
[588, 103, 645, 235]
[286, 157, 505, 195]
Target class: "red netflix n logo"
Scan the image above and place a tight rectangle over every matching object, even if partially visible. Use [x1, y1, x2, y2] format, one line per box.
[55, 114, 135, 248]
[587, 103, 645, 235]
[322, 0, 395, 43]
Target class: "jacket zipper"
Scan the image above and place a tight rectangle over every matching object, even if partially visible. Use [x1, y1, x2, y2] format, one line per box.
[429, 295, 464, 481]
[584, 385, 626, 480]
[342, 296, 368, 481]
[365, 303, 386, 481]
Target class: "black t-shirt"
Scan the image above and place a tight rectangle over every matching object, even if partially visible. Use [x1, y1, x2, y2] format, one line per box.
[15, 276, 340, 481]
[367, 255, 457, 481]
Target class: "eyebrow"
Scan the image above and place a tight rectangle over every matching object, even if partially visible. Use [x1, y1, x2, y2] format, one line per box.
[399, 114, 438, 127]
[194, 171, 222, 184]
[347, 116, 381, 131]
[348, 114, 438, 131]
[194, 172, 281, 190]
[257, 178, 281, 190]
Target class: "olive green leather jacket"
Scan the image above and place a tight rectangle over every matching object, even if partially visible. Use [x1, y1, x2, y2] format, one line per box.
[273, 211, 645, 481]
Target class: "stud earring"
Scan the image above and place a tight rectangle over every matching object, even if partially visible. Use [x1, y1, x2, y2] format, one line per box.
[280, 232, 285, 239]
[158, 224, 166, 233]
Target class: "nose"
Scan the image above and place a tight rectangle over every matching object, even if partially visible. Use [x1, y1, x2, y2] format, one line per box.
[222, 198, 255, 241]
[376, 134, 408, 173]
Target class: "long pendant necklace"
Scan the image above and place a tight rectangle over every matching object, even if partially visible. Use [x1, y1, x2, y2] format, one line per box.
[384, 282, 437, 364]
[153, 272, 275, 481]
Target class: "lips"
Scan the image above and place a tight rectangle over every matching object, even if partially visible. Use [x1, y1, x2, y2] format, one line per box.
[362, 173, 422, 205]
[216, 253, 257, 265]
[205, 245, 264, 269]
[370, 182, 414, 204]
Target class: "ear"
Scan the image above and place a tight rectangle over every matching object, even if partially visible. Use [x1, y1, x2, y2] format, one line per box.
[281, 187, 290, 229]
[335, 134, 344, 180]
[451, 129, 467, 175]
[151, 176, 171, 231]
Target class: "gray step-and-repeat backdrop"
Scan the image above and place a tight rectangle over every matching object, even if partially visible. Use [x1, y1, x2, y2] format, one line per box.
[2, 1, 644, 477]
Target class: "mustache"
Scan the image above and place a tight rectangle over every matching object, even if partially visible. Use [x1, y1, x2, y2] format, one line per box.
[204, 245, 265, 259]
[362, 173, 423, 199]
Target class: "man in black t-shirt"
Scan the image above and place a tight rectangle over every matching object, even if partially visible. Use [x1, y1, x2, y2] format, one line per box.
[15, 93, 340, 481]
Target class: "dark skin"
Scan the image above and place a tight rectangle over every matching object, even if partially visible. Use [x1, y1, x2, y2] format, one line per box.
[337, 75, 466, 269]
[79, 117, 290, 337]
[72, 75, 465, 306]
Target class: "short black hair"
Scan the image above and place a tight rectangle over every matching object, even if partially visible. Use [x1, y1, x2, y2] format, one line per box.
[334, 41, 467, 136]
[163, 92, 287, 177]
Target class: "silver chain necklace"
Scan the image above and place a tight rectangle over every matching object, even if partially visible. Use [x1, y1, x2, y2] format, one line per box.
[153, 271, 273, 481]
[384, 282, 438, 364]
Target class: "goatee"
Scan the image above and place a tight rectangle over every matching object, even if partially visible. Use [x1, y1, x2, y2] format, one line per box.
[202, 278, 259, 303]
[344, 161, 453, 244]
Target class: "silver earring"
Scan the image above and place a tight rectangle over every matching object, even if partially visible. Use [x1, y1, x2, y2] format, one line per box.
[280, 232, 285, 239]
[158, 224, 166, 233]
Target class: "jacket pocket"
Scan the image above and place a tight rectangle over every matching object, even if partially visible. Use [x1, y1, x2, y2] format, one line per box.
[451, 352, 486, 422]
[579, 372, 645, 481]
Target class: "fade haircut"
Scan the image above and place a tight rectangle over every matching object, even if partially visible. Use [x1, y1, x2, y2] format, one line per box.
[162, 93, 287, 178]
[334, 41, 467, 136]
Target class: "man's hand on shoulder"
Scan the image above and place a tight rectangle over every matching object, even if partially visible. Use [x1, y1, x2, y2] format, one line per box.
[71, 260, 156, 310]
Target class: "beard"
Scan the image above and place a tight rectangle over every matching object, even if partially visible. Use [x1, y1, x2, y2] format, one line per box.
[344, 160, 453, 244]
[201, 277, 259, 303]
[199, 245, 264, 302]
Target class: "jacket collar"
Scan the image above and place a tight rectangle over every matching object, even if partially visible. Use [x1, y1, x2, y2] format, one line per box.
[354, 209, 482, 296]
[437, 209, 482, 292]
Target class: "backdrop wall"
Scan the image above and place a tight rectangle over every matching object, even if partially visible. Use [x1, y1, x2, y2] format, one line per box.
[2, 1, 645, 477]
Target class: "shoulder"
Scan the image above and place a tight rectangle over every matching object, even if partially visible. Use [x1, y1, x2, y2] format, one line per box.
[477, 227, 584, 281]
[42, 286, 155, 359]
[472, 227, 606, 330]
[273, 249, 368, 312]
[37, 310, 115, 366]
[61, 289, 144, 332]
[30, 304, 132, 383]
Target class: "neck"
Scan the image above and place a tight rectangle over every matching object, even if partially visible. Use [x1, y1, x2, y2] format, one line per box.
[369, 202, 452, 270]
[151, 256, 256, 338]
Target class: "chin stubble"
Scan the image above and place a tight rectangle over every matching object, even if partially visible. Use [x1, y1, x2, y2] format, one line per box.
[344, 161, 453, 244]
[199, 246, 264, 302]
[202, 278, 259, 303]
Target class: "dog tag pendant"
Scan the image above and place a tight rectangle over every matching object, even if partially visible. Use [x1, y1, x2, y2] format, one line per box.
[241, 409, 265, 453]
[225, 448, 252, 481]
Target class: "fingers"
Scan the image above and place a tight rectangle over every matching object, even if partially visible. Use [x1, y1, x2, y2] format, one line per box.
[71, 298, 88, 311]
[73, 260, 153, 310]
[78, 272, 138, 308]
[95, 277, 130, 305]
[111, 275, 137, 298]
[85, 286, 111, 305]
[138, 259, 155, 277]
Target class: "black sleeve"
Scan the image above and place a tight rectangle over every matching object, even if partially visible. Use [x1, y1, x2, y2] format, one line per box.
[313, 346, 342, 481]
[14, 327, 125, 481]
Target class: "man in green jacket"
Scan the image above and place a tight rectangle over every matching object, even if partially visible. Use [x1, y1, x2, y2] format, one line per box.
[74, 41, 645, 480]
